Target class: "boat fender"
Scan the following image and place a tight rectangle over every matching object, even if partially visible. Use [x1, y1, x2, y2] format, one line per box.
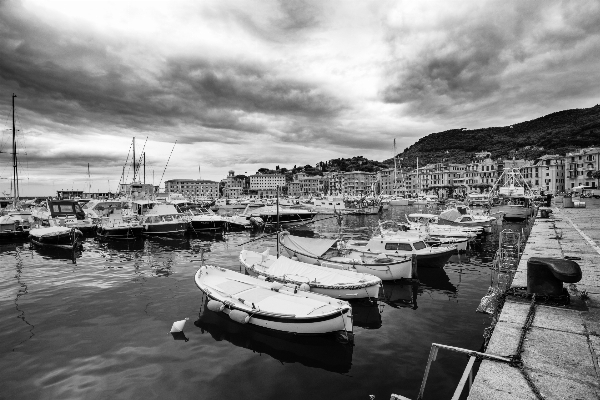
[299, 283, 311, 292]
[229, 309, 250, 324]
[270, 282, 284, 292]
[207, 300, 225, 313]
[291, 255, 299, 261]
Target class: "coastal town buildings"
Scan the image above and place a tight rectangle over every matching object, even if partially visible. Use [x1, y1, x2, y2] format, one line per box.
[164, 179, 219, 198]
[249, 173, 286, 197]
[564, 147, 600, 189]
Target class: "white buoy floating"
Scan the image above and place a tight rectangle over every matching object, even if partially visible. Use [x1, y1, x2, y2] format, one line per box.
[170, 317, 189, 333]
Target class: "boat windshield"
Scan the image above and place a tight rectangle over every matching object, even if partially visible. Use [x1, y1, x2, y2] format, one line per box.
[384, 242, 413, 251]
[413, 241, 427, 250]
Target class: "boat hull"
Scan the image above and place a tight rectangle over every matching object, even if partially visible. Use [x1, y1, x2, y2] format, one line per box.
[189, 219, 227, 234]
[143, 222, 188, 236]
[493, 205, 533, 221]
[195, 266, 353, 335]
[97, 225, 144, 240]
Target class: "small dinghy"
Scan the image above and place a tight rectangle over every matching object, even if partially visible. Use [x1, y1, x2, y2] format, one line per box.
[195, 265, 353, 336]
[29, 226, 83, 250]
[240, 249, 381, 300]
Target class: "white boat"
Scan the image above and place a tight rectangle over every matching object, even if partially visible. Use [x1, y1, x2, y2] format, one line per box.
[31, 199, 96, 235]
[413, 194, 439, 205]
[194, 265, 353, 336]
[466, 193, 490, 207]
[240, 249, 381, 299]
[489, 168, 536, 221]
[388, 197, 415, 206]
[438, 205, 496, 231]
[345, 235, 455, 269]
[311, 196, 381, 215]
[405, 213, 482, 238]
[279, 231, 415, 280]
[136, 203, 189, 236]
[378, 220, 470, 253]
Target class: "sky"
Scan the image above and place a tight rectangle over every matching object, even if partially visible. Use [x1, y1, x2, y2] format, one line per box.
[1, 0, 599, 196]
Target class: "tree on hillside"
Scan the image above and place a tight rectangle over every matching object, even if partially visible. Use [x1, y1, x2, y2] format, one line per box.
[592, 170, 600, 188]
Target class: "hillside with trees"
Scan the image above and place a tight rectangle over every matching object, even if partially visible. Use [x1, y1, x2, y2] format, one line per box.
[250, 104, 600, 177]
[394, 104, 600, 168]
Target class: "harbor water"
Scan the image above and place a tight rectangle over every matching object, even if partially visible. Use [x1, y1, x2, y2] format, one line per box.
[0, 204, 537, 400]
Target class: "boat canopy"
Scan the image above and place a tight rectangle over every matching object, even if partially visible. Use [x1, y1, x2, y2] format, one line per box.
[438, 208, 462, 222]
[282, 234, 337, 258]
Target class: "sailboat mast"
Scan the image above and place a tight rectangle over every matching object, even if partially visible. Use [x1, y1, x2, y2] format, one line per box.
[143, 153, 146, 185]
[416, 157, 419, 195]
[132, 137, 136, 183]
[12, 94, 18, 204]
[393, 139, 397, 195]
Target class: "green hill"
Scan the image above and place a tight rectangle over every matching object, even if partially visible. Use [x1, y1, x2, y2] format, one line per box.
[393, 104, 600, 168]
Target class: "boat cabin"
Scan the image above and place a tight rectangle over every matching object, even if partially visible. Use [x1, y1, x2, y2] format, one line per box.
[349, 236, 430, 254]
[47, 200, 86, 220]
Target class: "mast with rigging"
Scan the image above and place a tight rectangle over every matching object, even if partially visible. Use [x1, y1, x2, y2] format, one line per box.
[12, 94, 19, 206]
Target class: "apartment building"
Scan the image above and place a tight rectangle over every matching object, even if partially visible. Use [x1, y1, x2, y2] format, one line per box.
[164, 179, 219, 198]
[564, 147, 600, 189]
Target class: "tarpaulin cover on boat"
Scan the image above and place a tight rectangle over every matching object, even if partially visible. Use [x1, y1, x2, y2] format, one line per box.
[282, 234, 338, 258]
[438, 208, 461, 223]
[265, 255, 378, 286]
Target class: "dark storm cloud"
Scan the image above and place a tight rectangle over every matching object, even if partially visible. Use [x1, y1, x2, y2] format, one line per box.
[163, 59, 344, 120]
[381, 1, 600, 118]
[0, 0, 345, 145]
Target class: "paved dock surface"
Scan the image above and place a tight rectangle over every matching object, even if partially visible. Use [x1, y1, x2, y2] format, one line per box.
[468, 206, 600, 400]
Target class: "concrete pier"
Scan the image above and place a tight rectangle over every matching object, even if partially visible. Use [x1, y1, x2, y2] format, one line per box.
[468, 206, 600, 399]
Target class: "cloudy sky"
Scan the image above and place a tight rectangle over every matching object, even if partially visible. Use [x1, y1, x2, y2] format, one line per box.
[1, 0, 599, 196]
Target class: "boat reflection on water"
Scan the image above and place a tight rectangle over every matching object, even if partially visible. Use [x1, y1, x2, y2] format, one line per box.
[28, 241, 83, 263]
[417, 268, 457, 294]
[96, 238, 146, 252]
[145, 236, 192, 251]
[194, 296, 354, 373]
[380, 280, 418, 309]
[349, 299, 382, 329]
[448, 253, 470, 264]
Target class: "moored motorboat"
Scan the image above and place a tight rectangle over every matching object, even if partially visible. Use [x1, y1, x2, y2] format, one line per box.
[244, 205, 317, 228]
[194, 265, 353, 336]
[138, 203, 189, 236]
[0, 214, 30, 242]
[345, 235, 455, 268]
[279, 231, 415, 280]
[239, 249, 381, 300]
[31, 199, 96, 235]
[29, 226, 83, 250]
[96, 210, 144, 240]
[379, 220, 470, 253]
[183, 206, 227, 235]
[437, 205, 496, 232]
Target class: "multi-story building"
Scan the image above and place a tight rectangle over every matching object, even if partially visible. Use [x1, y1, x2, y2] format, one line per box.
[339, 171, 377, 196]
[300, 176, 325, 195]
[221, 170, 246, 198]
[164, 179, 219, 198]
[287, 181, 302, 197]
[522, 155, 564, 194]
[564, 147, 600, 190]
[379, 168, 407, 195]
[249, 174, 286, 197]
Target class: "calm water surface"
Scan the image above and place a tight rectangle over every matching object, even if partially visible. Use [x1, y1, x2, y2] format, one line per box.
[0, 204, 546, 400]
